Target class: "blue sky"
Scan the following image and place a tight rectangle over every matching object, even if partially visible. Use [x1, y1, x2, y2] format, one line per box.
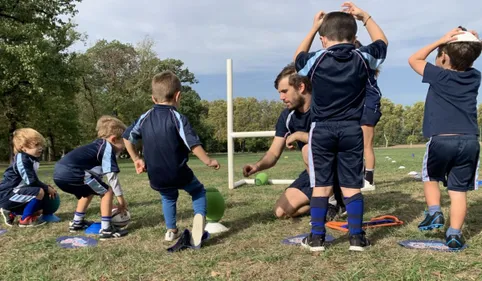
[72, 0, 482, 106]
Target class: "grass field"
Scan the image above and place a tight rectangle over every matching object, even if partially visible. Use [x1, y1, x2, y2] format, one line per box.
[1, 147, 482, 281]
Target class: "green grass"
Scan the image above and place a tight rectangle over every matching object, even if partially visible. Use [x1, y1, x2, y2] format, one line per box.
[1, 148, 482, 280]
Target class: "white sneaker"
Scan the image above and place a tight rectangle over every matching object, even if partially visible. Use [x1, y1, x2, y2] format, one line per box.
[165, 229, 181, 241]
[190, 214, 205, 249]
[361, 180, 376, 192]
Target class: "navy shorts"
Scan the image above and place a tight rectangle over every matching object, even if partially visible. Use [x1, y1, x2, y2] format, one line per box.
[360, 106, 381, 126]
[54, 175, 110, 200]
[287, 170, 343, 205]
[308, 121, 364, 188]
[422, 135, 480, 191]
[0, 186, 43, 213]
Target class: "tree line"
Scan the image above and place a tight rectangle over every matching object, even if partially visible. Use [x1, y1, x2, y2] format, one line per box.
[1, 0, 482, 162]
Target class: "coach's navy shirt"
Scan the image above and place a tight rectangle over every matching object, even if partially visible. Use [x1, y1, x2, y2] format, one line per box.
[275, 109, 311, 149]
[0, 153, 48, 198]
[295, 40, 387, 122]
[123, 104, 202, 190]
[54, 139, 120, 182]
[422, 63, 481, 137]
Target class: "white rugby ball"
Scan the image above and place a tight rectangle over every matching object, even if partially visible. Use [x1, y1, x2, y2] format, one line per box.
[111, 208, 131, 227]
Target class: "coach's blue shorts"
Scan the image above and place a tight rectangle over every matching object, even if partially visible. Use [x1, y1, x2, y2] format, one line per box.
[422, 135, 480, 191]
[308, 121, 364, 189]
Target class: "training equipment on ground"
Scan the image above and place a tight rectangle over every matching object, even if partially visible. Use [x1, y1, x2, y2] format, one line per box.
[255, 173, 269, 186]
[0, 229, 6, 236]
[326, 215, 404, 232]
[56, 236, 98, 248]
[282, 233, 335, 245]
[40, 194, 61, 222]
[226, 59, 296, 189]
[399, 240, 467, 252]
[85, 222, 101, 235]
[111, 208, 131, 227]
[205, 188, 228, 233]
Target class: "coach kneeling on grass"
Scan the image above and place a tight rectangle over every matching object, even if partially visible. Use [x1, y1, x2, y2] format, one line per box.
[242, 63, 344, 220]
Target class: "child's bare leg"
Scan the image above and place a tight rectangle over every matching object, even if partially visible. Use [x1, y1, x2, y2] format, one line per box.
[100, 188, 113, 230]
[361, 125, 375, 184]
[418, 181, 444, 230]
[447, 190, 467, 230]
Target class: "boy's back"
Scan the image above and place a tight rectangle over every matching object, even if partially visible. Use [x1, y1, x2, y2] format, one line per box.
[296, 41, 386, 122]
[423, 63, 480, 137]
[124, 104, 201, 189]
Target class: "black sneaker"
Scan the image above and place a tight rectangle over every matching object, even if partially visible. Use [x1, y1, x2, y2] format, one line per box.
[446, 234, 465, 250]
[339, 206, 347, 218]
[418, 211, 445, 231]
[69, 220, 94, 232]
[349, 232, 371, 251]
[326, 204, 339, 222]
[99, 225, 128, 240]
[1, 208, 15, 227]
[301, 233, 326, 252]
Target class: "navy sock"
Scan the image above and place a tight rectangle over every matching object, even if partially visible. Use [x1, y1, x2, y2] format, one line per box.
[310, 196, 329, 236]
[344, 193, 364, 235]
[428, 205, 441, 216]
[22, 198, 40, 220]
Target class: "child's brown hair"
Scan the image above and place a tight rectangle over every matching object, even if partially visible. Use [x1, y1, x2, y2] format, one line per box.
[151, 71, 182, 103]
[13, 128, 46, 154]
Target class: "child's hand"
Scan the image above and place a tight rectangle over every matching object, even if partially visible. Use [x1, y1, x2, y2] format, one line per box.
[341, 2, 368, 21]
[47, 185, 57, 199]
[438, 28, 465, 45]
[312, 10, 325, 30]
[243, 164, 259, 177]
[134, 159, 146, 174]
[207, 159, 220, 170]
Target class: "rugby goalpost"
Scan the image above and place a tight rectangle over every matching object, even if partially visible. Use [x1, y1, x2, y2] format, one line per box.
[226, 59, 295, 190]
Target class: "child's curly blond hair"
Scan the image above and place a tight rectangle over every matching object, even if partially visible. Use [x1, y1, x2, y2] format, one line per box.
[96, 116, 127, 139]
[13, 128, 46, 154]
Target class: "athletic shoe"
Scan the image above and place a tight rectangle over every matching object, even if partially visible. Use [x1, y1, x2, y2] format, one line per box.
[1, 208, 15, 227]
[99, 225, 128, 240]
[446, 234, 465, 250]
[326, 204, 339, 222]
[361, 180, 376, 192]
[418, 211, 444, 231]
[349, 231, 371, 251]
[165, 229, 181, 241]
[19, 216, 47, 227]
[301, 233, 326, 252]
[190, 214, 205, 249]
[69, 220, 94, 232]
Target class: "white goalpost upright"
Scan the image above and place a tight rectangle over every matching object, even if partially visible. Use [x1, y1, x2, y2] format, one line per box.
[226, 59, 295, 190]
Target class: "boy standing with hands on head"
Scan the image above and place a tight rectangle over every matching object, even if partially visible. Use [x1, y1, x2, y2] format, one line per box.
[294, 2, 388, 252]
[123, 70, 220, 249]
[408, 27, 481, 249]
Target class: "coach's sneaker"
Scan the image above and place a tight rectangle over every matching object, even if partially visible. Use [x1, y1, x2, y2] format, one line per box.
[361, 179, 376, 192]
[418, 211, 445, 231]
[19, 216, 47, 227]
[301, 233, 326, 252]
[69, 220, 94, 232]
[326, 204, 339, 222]
[190, 214, 205, 249]
[349, 231, 371, 251]
[99, 225, 128, 240]
[1, 208, 15, 227]
[446, 234, 466, 250]
[165, 229, 181, 242]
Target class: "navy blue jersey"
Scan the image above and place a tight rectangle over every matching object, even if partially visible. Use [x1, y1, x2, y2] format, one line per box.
[0, 153, 48, 195]
[422, 63, 481, 137]
[275, 109, 311, 149]
[123, 104, 202, 190]
[365, 70, 382, 109]
[54, 139, 120, 182]
[296, 40, 387, 122]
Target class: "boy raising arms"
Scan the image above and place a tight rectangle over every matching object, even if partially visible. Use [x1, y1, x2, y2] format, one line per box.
[294, 2, 387, 251]
[408, 27, 481, 249]
[123, 71, 219, 249]
[54, 116, 128, 239]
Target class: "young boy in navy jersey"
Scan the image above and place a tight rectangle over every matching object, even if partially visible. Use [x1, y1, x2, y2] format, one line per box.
[355, 39, 383, 191]
[408, 27, 481, 249]
[294, 2, 388, 251]
[123, 70, 220, 249]
[0, 128, 57, 227]
[54, 116, 129, 240]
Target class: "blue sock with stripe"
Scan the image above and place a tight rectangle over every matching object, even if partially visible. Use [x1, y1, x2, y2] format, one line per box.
[101, 216, 111, 230]
[73, 212, 85, 224]
[310, 196, 329, 236]
[22, 198, 40, 220]
[344, 193, 364, 235]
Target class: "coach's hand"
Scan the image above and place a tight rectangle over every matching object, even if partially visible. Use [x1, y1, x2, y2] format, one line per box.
[243, 164, 259, 177]
[134, 159, 146, 174]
